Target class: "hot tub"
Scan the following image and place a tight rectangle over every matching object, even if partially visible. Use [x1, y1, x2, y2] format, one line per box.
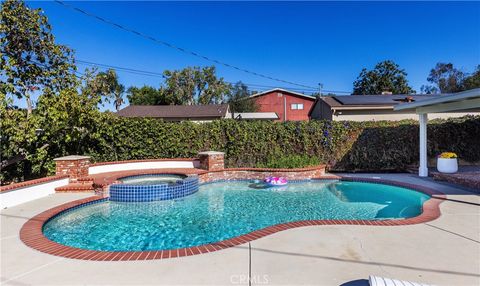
[109, 174, 199, 202]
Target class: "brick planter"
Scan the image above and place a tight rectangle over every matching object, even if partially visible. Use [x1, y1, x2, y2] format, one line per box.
[53, 155, 91, 183]
[198, 151, 224, 171]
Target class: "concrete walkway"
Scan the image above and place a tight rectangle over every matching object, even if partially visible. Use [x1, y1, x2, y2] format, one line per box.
[1, 174, 479, 285]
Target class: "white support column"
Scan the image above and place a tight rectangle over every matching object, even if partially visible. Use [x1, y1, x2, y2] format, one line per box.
[418, 113, 429, 177]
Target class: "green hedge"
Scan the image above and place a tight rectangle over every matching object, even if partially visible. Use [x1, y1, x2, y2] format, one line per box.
[90, 115, 480, 171]
[2, 114, 480, 183]
[255, 154, 322, 169]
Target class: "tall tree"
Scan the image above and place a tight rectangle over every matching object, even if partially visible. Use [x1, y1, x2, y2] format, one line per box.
[82, 68, 125, 110]
[113, 84, 125, 111]
[161, 66, 231, 105]
[0, 0, 76, 114]
[420, 84, 438, 94]
[463, 65, 480, 91]
[0, 93, 39, 182]
[126, 85, 170, 105]
[33, 87, 101, 175]
[426, 63, 465, 93]
[352, 60, 415, 95]
[227, 81, 258, 114]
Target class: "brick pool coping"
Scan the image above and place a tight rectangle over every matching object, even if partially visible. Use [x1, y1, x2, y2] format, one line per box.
[20, 177, 446, 261]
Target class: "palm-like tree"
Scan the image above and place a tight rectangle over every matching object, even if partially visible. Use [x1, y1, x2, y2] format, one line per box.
[113, 84, 125, 111]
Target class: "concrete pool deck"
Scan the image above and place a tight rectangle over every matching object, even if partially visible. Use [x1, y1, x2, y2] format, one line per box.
[1, 173, 479, 285]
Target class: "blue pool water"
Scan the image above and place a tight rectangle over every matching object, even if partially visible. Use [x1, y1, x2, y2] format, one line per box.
[120, 174, 187, 185]
[43, 181, 429, 251]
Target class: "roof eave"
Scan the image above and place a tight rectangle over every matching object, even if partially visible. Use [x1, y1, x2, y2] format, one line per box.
[394, 88, 480, 111]
[332, 106, 395, 111]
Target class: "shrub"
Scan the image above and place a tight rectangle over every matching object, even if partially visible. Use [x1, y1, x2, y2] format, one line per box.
[255, 154, 321, 169]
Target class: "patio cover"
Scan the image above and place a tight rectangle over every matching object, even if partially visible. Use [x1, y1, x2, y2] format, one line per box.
[394, 88, 480, 177]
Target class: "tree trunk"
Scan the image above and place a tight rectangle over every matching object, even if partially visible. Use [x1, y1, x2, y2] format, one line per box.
[26, 96, 33, 115]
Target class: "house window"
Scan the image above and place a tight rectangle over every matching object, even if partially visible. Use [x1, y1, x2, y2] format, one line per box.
[291, 103, 304, 110]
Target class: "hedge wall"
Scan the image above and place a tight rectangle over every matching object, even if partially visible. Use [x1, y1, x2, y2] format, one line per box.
[88, 115, 480, 172]
[2, 114, 479, 183]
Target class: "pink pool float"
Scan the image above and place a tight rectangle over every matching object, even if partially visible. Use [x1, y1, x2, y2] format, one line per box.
[264, 176, 288, 187]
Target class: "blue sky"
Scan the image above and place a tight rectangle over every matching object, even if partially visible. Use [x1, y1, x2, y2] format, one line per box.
[23, 1, 480, 106]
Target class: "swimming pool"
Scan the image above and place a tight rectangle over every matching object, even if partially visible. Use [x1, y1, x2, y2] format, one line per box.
[43, 180, 430, 252]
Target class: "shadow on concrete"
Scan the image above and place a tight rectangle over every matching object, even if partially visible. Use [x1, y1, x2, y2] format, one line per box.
[247, 246, 480, 278]
[425, 223, 480, 244]
[432, 196, 480, 207]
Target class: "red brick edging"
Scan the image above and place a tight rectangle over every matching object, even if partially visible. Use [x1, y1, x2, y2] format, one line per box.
[19, 178, 445, 261]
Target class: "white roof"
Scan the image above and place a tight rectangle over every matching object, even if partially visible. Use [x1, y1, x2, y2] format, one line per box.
[234, 112, 279, 120]
[249, 88, 316, 100]
[394, 88, 480, 113]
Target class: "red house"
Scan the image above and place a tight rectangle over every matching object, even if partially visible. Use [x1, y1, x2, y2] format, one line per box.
[250, 88, 316, 121]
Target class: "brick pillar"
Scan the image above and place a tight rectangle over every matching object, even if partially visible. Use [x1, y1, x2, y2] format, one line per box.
[198, 151, 225, 171]
[53, 155, 91, 182]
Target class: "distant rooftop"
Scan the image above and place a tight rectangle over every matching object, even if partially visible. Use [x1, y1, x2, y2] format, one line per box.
[330, 94, 438, 107]
[116, 104, 229, 119]
[250, 88, 316, 100]
[232, 112, 279, 120]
